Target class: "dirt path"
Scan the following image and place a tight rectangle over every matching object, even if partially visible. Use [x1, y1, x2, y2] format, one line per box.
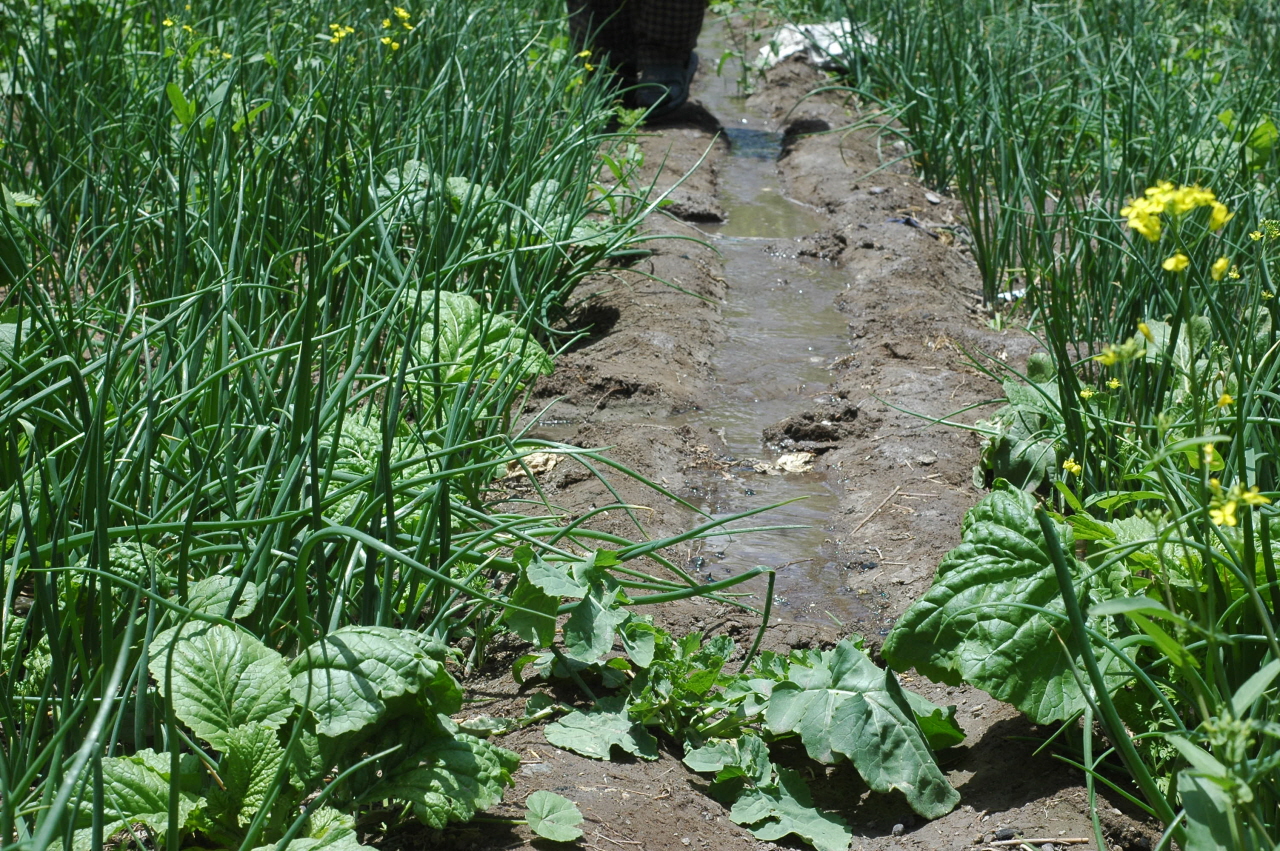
[382, 18, 1157, 851]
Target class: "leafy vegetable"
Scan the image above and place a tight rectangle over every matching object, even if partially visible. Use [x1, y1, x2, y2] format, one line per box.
[883, 481, 1128, 724]
[544, 696, 659, 761]
[358, 726, 520, 829]
[289, 625, 459, 737]
[525, 791, 585, 842]
[730, 767, 853, 851]
[148, 623, 294, 749]
[765, 640, 959, 819]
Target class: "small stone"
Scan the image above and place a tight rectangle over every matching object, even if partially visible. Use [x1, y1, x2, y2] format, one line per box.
[925, 191, 942, 204]
[974, 835, 985, 846]
[915, 452, 937, 466]
[1041, 844, 1056, 851]
[891, 824, 905, 836]
[681, 838, 691, 846]
[869, 186, 888, 195]
[993, 828, 1018, 841]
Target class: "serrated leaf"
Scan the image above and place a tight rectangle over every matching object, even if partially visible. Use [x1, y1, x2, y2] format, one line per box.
[249, 807, 370, 851]
[729, 768, 851, 851]
[526, 790, 584, 842]
[420, 290, 553, 387]
[765, 639, 958, 819]
[357, 730, 519, 829]
[502, 574, 558, 647]
[561, 586, 628, 664]
[148, 623, 293, 749]
[544, 698, 658, 761]
[290, 625, 461, 737]
[883, 481, 1129, 725]
[184, 574, 259, 619]
[211, 724, 285, 828]
[73, 749, 205, 847]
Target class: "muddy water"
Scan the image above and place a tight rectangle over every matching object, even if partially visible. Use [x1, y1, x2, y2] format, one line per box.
[674, 30, 870, 626]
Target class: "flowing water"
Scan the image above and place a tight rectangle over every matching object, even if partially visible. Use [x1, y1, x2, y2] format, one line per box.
[668, 28, 871, 626]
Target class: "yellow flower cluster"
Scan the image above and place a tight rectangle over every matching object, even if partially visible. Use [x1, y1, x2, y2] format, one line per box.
[1249, 220, 1280, 241]
[1120, 181, 1233, 242]
[1062, 457, 1083, 476]
[329, 23, 355, 44]
[1208, 479, 1272, 527]
[1093, 336, 1145, 366]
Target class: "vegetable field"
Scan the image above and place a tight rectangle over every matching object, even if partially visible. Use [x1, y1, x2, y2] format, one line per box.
[3, 0, 1280, 849]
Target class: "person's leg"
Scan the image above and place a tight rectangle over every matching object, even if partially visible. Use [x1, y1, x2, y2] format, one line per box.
[631, 0, 707, 115]
[566, 0, 636, 77]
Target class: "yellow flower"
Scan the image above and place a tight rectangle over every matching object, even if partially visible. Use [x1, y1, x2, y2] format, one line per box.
[163, 17, 174, 26]
[394, 6, 410, 19]
[1107, 378, 1121, 389]
[1264, 291, 1275, 300]
[576, 49, 592, 58]
[381, 36, 400, 49]
[1217, 393, 1234, 407]
[1137, 321, 1154, 342]
[1079, 388, 1096, 400]
[221, 51, 232, 59]
[1211, 257, 1230, 281]
[584, 62, 595, 71]
[1063, 457, 1083, 476]
[182, 24, 194, 32]
[1240, 486, 1271, 507]
[1251, 231, 1265, 241]
[1210, 501, 1238, 527]
[1229, 265, 1240, 280]
[1208, 201, 1233, 230]
[1162, 253, 1189, 272]
[382, 17, 391, 27]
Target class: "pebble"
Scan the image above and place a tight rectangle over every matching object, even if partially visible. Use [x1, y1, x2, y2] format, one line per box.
[869, 186, 889, 195]
[993, 828, 1018, 841]
[681, 838, 691, 846]
[1041, 844, 1056, 851]
[925, 191, 942, 204]
[891, 823, 904, 836]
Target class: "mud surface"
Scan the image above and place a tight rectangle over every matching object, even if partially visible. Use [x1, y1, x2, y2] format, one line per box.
[383, 15, 1159, 851]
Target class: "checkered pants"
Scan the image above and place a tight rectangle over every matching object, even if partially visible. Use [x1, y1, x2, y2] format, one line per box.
[567, 0, 707, 68]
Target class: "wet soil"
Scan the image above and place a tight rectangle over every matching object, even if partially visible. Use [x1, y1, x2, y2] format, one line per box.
[382, 15, 1160, 851]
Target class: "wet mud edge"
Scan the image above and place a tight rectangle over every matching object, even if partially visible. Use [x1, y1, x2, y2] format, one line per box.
[376, 39, 1162, 851]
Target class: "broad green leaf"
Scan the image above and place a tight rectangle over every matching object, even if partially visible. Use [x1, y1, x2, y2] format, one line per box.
[502, 574, 559, 647]
[883, 482, 1128, 724]
[249, 808, 370, 851]
[148, 623, 293, 749]
[290, 625, 461, 737]
[765, 640, 958, 819]
[166, 83, 196, 126]
[1178, 772, 1237, 851]
[903, 690, 966, 751]
[544, 698, 659, 761]
[418, 290, 553, 387]
[729, 768, 852, 851]
[184, 574, 259, 620]
[357, 730, 519, 829]
[620, 618, 658, 668]
[211, 724, 285, 829]
[1231, 659, 1280, 718]
[561, 587, 628, 663]
[683, 733, 772, 801]
[526, 556, 589, 598]
[73, 749, 204, 849]
[526, 790, 585, 842]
